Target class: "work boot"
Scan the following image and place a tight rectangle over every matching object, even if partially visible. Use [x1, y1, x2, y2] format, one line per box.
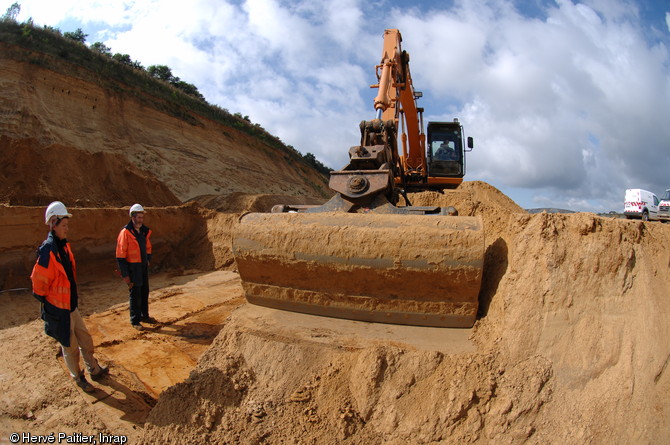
[131, 323, 144, 331]
[76, 376, 95, 393]
[141, 316, 158, 324]
[90, 366, 109, 382]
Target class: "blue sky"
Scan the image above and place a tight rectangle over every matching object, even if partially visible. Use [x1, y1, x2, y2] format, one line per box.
[3, 0, 670, 211]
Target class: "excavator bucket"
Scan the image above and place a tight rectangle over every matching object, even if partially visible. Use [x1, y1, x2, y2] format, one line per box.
[232, 212, 484, 328]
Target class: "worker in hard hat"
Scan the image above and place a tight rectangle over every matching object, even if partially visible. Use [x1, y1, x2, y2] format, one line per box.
[116, 204, 155, 330]
[30, 201, 109, 393]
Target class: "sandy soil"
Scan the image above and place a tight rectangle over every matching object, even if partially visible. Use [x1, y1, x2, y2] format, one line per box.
[2, 187, 668, 445]
[137, 201, 670, 445]
[0, 270, 242, 443]
[0, 136, 181, 207]
[2, 41, 669, 445]
[0, 48, 330, 203]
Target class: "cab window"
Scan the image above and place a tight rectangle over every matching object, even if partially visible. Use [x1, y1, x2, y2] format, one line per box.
[431, 138, 460, 161]
[427, 127, 464, 177]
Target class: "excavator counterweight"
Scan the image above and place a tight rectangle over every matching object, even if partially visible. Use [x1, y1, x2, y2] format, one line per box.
[231, 29, 485, 328]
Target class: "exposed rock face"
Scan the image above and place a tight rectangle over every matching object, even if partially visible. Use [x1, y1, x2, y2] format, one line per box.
[0, 136, 181, 206]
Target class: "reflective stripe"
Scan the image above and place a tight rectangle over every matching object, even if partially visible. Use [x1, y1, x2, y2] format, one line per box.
[33, 273, 50, 284]
[64, 243, 76, 281]
[30, 249, 72, 310]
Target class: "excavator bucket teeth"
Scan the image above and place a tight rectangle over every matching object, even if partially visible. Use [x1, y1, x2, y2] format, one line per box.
[232, 212, 485, 328]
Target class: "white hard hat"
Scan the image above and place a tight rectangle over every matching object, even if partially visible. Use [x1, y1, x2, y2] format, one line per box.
[45, 201, 72, 225]
[129, 203, 145, 216]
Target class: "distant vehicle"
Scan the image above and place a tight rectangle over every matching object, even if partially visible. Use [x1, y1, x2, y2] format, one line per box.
[659, 189, 670, 223]
[624, 189, 660, 221]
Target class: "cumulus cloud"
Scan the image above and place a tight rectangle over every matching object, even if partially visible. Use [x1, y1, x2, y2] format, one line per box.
[392, 0, 670, 210]
[4, 0, 669, 211]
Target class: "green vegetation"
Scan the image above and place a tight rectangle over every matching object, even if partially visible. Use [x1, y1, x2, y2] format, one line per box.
[63, 28, 87, 43]
[0, 12, 333, 181]
[302, 152, 332, 176]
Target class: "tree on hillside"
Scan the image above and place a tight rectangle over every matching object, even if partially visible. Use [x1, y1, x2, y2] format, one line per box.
[90, 41, 111, 56]
[303, 152, 332, 175]
[112, 53, 142, 69]
[234, 112, 251, 122]
[148, 65, 204, 101]
[43, 24, 61, 34]
[147, 64, 174, 82]
[1, 2, 20, 22]
[172, 80, 205, 101]
[64, 28, 87, 44]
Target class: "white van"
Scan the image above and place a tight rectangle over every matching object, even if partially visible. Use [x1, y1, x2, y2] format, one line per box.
[659, 189, 670, 222]
[624, 189, 660, 221]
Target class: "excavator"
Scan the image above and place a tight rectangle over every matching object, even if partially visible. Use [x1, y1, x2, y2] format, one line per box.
[231, 29, 484, 328]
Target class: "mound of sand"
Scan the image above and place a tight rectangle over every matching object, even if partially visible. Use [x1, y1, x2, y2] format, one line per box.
[139, 196, 670, 444]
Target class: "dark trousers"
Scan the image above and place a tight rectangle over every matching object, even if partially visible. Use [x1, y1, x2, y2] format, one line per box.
[129, 267, 149, 324]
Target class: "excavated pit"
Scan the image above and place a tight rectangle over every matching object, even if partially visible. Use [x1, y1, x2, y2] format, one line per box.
[0, 183, 670, 444]
[1, 42, 668, 443]
[2, 183, 669, 444]
[142, 185, 669, 444]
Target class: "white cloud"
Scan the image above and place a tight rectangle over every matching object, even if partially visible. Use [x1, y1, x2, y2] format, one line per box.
[388, 0, 670, 210]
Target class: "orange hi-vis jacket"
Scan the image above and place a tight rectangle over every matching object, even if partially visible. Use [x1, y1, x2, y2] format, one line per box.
[116, 222, 152, 286]
[116, 223, 152, 264]
[30, 232, 76, 346]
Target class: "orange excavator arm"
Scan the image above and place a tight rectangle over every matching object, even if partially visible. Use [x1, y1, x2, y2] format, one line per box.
[372, 29, 427, 184]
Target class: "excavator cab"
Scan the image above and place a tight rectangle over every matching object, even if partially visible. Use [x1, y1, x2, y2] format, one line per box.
[427, 120, 473, 183]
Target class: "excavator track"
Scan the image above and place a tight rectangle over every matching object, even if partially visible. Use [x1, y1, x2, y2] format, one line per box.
[232, 212, 484, 328]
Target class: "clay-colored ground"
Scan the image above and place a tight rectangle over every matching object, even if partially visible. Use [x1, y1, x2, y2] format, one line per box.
[2, 42, 669, 444]
[0, 270, 242, 443]
[139, 191, 670, 445]
[2, 186, 669, 445]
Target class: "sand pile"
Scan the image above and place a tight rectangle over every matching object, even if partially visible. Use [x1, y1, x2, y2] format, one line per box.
[137, 184, 670, 444]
